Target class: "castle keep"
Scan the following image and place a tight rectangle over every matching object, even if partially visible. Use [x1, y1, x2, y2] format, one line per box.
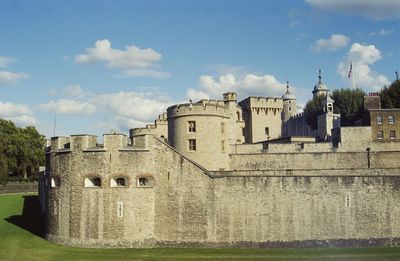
[41, 75, 400, 248]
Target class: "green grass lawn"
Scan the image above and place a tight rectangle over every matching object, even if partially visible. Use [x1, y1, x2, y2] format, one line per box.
[1, 194, 400, 261]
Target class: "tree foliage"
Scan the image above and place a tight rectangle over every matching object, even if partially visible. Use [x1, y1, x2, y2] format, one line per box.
[303, 88, 366, 130]
[380, 80, 400, 108]
[332, 88, 365, 126]
[0, 118, 45, 183]
[303, 95, 325, 130]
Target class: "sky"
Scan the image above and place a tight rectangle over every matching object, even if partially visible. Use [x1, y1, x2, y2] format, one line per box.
[1, 0, 400, 138]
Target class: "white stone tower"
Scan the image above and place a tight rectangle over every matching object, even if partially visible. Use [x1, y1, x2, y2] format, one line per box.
[281, 81, 297, 123]
[317, 92, 341, 141]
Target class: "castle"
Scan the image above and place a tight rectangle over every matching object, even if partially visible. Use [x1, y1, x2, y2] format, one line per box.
[40, 73, 400, 248]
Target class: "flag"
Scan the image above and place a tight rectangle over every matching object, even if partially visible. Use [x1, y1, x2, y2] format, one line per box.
[348, 62, 352, 79]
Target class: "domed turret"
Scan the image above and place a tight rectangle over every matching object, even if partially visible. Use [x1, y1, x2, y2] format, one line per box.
[312, 69, 329, 98]
[282, 81, 297, 123]
[282, 81, 296, 101]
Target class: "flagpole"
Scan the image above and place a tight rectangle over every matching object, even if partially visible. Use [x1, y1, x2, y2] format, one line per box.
[352, 63, 355, 89]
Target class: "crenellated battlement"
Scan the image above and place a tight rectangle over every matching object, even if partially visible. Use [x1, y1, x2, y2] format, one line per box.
[49, 133, 151, 153]
[239, 96, 283, 109]
[167, 100, 231, 119]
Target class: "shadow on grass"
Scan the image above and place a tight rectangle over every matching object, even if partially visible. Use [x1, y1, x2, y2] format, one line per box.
[5, 195, 45, 238]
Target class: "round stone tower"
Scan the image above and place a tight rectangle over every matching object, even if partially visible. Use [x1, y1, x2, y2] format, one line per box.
[281, 81, 297, 123]
[167, 98, 233, 171]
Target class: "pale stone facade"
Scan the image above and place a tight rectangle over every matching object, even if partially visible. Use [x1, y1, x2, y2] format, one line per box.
[41, 75, 400, 248]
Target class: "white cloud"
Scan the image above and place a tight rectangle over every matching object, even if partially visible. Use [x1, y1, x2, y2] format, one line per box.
[312, 34, 350, 52]
[0, 101, 37, 126]
[306, 0, 400, 20]
[186, 73, 288, 101]
[117, 68, 170, 78]
[39, 99, 96, 115]
[0, 71, 29, 84]
[337, 43, 389, 90]
[0, 56, 15, 68]
[369, 29, 394, 37]
[75, 39, 168, 78]
[63, 85, 83, 97]
[92, 91, 170, 122]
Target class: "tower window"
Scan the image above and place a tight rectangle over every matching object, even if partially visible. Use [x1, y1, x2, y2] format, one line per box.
[188, 121, 196, 132]
[327, 104, 333, 112]
[377, 115, 382, 124]
[137, 176, 155, 188]
[265, 127, 269, 136]
[111, 177, 127, 187]
[188, 139, 196, 151]
[389, 116, 395, 124]
[85, 177, 101, 188]
[221, 140, 225, 152]
[378, 131, 384, 140]
[221, 122, 225, 134]
[51, 177, 61, 188]
[288, 107, 292, 111]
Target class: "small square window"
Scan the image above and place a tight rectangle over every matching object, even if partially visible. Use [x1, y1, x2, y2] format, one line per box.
[188, 139, 196, 151]
[188, 121, 196, 132]
[377, 115, 382, 124]
[389, 116, 395, 124]
[378, 131, 384, 140]
[390, 130, 396, 140]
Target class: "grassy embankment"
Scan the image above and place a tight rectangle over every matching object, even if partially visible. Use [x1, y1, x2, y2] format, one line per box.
[1, 193, 400, 261]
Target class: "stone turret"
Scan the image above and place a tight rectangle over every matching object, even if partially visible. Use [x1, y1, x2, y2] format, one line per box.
[281, 81, 297, 123]
[312, 69, 329, 98]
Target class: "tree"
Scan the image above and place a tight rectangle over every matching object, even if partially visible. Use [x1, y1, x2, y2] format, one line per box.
[381, 80, 400, 108]
[0, 118, 45, 181]
[303, 95, 325, 130]
[332, 88, 365, 126]
[303, 88, 366, 130]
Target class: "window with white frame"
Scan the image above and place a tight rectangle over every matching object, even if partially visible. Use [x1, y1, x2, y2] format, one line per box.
[390, 130, 396, 140]
[377, 115, 382, 124]
[378, 131, 384, 140]
[389, 116, 395, 124]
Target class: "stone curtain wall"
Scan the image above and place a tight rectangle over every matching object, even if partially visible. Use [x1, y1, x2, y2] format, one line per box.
[0, 182, 38, 194]
[212, 175, 400, 246]
[47, 134, 400, 248]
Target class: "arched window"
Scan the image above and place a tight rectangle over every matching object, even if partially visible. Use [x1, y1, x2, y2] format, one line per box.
[85, 177, 102, 188]
[137, 176, 155, 188]
[236, 111, 240, 121]
[51, 176, 61, 188]
[110, 177, 127, 187]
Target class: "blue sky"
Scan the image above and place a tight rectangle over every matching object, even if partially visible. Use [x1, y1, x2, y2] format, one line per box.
[1, 0, 399, 137]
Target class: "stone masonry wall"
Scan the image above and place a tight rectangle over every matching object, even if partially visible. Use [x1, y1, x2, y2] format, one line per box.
[47, 134, 400, 248]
